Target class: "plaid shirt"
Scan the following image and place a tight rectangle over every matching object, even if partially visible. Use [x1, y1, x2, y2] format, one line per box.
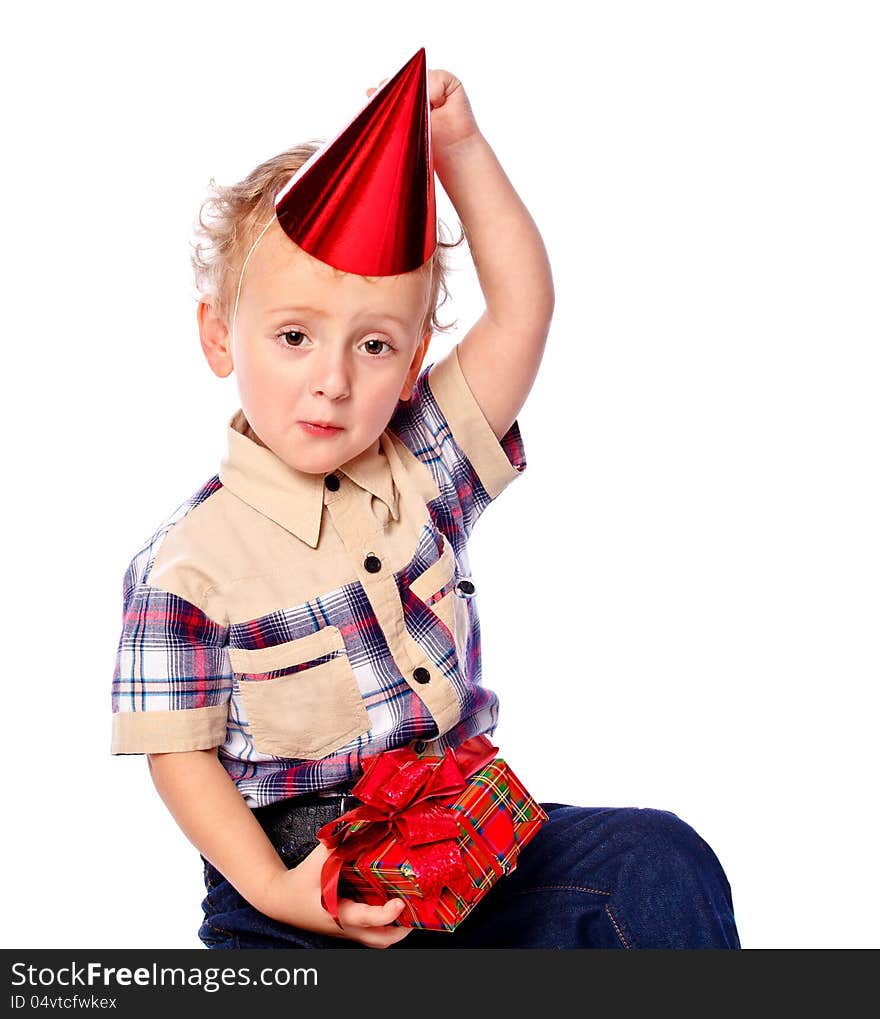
[111, 345, 527, 807]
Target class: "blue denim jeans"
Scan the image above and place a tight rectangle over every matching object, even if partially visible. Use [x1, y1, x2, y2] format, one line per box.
[199, 797, 740, 949]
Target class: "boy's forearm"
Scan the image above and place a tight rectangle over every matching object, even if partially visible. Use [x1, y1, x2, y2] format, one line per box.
[147, 749, 287, 914]
[435, 131, 554, 330]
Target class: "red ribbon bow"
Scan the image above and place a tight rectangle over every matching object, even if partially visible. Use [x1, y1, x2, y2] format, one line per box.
[316, 735, 507, 926]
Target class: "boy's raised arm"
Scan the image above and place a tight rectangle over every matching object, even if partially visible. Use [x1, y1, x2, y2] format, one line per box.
[429, 71, 555, 440]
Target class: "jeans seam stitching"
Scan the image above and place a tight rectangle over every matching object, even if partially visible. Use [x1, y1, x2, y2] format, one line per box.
[604, 903, 634, 949]
[201, 919, 234, 941]
[507, 883, 613, 898]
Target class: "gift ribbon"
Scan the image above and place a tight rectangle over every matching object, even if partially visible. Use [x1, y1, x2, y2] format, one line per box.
[315, 734, 511, 926]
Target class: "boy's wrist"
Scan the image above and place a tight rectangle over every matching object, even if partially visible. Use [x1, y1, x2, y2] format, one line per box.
[434, 129, 489, 177]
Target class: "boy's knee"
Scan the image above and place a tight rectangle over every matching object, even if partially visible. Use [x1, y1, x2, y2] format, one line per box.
[602, 802, 708, 860]
[613, 807, 717, 873]
[628, 806, 703, 840]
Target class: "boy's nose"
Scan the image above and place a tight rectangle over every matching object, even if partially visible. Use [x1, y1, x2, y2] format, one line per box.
[309, 352, 351, 400]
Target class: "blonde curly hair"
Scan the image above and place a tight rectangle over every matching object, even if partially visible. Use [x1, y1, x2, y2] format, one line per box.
[190, 140, 464, 338]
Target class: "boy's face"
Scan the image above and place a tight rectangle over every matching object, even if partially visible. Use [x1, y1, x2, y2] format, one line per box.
[200, 223, 432, 475]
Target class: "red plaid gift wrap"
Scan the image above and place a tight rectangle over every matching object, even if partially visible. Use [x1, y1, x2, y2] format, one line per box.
[316, 735, 548, 932]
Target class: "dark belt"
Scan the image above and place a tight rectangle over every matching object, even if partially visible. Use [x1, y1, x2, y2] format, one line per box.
[251, 787, 361, 857]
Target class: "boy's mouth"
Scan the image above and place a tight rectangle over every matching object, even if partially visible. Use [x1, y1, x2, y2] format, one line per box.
[300, 420, 344, 437]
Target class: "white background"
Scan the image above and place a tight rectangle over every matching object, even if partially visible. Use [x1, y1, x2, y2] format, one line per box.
[3, 1, 877, 949]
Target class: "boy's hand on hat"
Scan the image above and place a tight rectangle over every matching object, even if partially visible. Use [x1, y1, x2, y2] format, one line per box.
[366, 68, 480, 159]
[261, 841, 412, 948]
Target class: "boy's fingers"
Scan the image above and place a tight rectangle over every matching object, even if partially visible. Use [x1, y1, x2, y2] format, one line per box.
[360, 898, 405, 927]
[339, 897, 405, 928]
[365, 925, 413, 949]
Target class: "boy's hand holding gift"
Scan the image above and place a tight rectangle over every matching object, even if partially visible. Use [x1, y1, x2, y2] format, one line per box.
[316, 737, 548, 932]
[257, 841, 413, 949]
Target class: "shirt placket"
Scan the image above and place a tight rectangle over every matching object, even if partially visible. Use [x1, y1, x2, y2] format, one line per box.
[322, 474, 460, 735]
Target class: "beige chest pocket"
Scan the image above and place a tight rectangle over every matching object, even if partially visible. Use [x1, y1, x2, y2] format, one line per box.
[229, 626, 370, 761]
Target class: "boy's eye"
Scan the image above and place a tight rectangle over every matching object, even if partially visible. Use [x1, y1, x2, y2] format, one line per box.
[279, 330, 307, 347]
[362, 338, 391, 356]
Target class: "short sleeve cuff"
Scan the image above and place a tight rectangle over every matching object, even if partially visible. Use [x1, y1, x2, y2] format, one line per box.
[111, 703, 229, 754]
[427, 345, 527, 499]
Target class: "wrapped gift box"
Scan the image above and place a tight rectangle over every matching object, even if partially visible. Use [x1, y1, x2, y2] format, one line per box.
[317, 737, 548, 932]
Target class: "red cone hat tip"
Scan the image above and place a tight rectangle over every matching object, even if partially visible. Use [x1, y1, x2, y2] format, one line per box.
[275, 48, 436, 277]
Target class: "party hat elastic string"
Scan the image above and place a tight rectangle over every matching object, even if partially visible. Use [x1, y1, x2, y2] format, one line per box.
[230, 217, 275, 340]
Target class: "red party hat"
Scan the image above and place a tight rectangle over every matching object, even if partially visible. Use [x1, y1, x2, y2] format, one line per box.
[275, 48, 437, 277]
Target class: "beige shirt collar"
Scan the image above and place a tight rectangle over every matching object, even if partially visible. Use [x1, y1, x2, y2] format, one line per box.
[218, 409, 399, 548]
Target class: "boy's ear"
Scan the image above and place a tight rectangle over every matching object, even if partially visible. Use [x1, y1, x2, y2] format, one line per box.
[400, 332, 432, 401]
[198, 300, 234, 378]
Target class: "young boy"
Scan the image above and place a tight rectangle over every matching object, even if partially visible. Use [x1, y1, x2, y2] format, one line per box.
[111, 52, 740, 949]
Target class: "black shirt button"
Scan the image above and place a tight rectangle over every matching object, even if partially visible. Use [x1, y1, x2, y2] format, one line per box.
[457, 580, 476, 595]
[324, 474, 340, 491]
[413, 667, 431, 684]
[364, 555, 382, 574]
